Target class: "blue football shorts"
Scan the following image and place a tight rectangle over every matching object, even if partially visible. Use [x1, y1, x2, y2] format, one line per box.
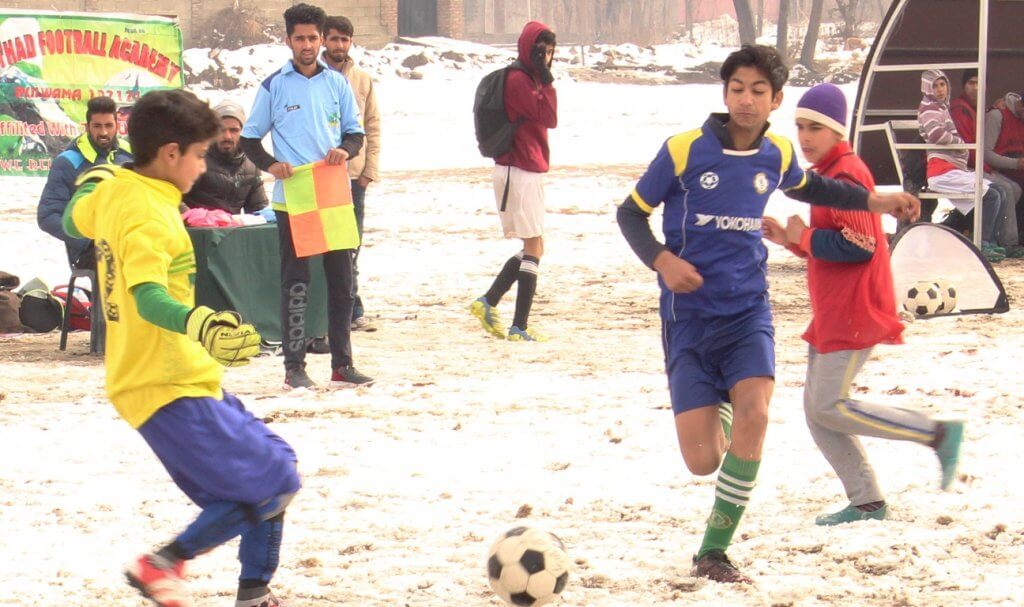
[661, 304, 775, 415]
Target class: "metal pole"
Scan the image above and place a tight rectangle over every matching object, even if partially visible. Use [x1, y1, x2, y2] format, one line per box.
[527, 0, 532, 21]
[973, 0, 989, 248]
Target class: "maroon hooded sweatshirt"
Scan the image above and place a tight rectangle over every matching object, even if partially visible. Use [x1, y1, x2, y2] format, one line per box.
[495, 20, 558, 174]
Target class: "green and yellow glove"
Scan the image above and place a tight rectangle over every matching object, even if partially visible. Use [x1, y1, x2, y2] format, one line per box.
[74, 164, 118, 188]
[185, 305, 262, 367]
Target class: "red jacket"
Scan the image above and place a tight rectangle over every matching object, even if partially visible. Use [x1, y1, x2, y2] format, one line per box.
[949, 94, 986, 169]
[993, 105, 1024, 158]
[495, 21, 558, 174]
[790, 142, 904, 353]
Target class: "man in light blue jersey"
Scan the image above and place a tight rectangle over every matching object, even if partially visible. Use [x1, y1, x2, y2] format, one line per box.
[617, 44, 920, 585]
[241, 2, 373, 390]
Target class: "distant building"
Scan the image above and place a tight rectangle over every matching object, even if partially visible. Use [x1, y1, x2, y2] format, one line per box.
[5, 0, 465, 48]
[463, 0, 676, 45]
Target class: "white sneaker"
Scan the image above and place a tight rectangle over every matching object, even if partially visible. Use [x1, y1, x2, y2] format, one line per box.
[351, 317, 377, 332]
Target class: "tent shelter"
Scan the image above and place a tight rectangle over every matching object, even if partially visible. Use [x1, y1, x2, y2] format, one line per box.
[849, 0, 1024, 246]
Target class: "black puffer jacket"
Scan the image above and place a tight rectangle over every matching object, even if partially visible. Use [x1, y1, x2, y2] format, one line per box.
[184, 146, 268, 214]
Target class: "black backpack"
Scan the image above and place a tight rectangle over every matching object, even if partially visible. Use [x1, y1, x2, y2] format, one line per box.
[474, 61, 525, 158]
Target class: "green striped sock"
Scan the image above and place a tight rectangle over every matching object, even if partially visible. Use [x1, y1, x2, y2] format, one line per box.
[698, 452, 760, 558]
[718, 402, 733, 441]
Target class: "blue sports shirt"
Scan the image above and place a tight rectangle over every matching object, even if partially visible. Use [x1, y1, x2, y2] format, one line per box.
[242, 60, 364, 203]
[632, 114, 809, 321]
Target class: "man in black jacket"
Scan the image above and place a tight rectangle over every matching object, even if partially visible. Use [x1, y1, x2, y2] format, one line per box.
[184, 100, 268, 215]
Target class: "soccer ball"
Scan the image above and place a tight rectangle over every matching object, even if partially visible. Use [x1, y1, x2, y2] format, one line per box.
[933, 279, 958, 314]
[487, 527, 571, 606]
[903, 280, 942, 316]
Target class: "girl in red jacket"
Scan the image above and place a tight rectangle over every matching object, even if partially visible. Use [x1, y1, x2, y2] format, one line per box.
[762, 84, 963, 525]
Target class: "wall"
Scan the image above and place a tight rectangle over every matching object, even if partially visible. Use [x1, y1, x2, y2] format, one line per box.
[3, 0, 396, 48]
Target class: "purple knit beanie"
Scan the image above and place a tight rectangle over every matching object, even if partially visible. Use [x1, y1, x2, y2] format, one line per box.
[795, 83, 848, 139]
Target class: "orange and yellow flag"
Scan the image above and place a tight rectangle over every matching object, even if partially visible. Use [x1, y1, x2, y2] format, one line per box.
[282, 161, 360, 258]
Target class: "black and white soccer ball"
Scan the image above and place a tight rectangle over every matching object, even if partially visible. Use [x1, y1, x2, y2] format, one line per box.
[932, 279, 958, 314]
[487, 526, 570, 607]
[903, 280, 942, 316]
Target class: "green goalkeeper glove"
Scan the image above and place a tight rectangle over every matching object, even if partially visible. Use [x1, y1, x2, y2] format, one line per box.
[185, 305, 262, 367]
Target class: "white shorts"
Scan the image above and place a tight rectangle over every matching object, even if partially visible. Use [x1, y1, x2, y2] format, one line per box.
[493, 165, 545, 239]
[928, 170, 991, 213]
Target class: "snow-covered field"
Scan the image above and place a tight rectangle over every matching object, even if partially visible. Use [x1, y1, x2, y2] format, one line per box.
[2, 35, 1023, 607]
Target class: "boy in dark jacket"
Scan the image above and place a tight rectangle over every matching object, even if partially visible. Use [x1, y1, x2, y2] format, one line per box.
[184, 100, 268, 215]
[471, 20, 557, 342]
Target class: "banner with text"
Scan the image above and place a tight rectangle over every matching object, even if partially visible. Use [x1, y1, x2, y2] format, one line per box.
[0, 9, 183, 176]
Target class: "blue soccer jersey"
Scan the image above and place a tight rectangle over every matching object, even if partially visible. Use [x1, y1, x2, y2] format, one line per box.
[631, 114, 808, 321]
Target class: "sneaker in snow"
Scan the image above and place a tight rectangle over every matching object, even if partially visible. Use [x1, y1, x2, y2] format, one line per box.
[470, 297, 505, 338]
[125, 554, 191, 607]
[815, 503, 889, 526]
[351, 316, 378, 332]
[284, 367, 316, 390]
[507, 325, 548, 342]
[935, 420, 964, 490]
[691, 550, 752, 584]
[236, 585, 289, 607]
[330, 365, 375, 388]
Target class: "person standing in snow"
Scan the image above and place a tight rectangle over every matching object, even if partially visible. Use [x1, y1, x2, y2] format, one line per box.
[470, 20, 558, 342]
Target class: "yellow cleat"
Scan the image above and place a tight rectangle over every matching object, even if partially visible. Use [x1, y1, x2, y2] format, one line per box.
[507, 325, 548, 342]
[470, 297, 506, 338]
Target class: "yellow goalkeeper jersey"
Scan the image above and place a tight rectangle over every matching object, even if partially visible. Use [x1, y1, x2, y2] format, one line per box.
[67, 167, 222, 428]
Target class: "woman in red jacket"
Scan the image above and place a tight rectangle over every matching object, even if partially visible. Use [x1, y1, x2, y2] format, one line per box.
[762, 83, 963, 526]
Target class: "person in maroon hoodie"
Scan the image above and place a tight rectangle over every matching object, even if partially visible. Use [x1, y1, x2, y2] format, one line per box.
[471, 21, 557, 342]
[763, 84, 963, 527]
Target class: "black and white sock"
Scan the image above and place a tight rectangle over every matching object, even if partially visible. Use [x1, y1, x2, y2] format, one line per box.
[512, 255, 539, 330]
[484, 251, 524, 307]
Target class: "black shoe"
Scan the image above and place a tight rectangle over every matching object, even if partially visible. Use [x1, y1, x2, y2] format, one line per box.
[284, 367, 316, 390]
[691, 550, 752, 584]
[330, 365, 375, 387]
[305, 336, 330, 354]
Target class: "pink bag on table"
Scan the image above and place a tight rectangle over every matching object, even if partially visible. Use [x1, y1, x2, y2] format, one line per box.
[182, 208, 242, 227]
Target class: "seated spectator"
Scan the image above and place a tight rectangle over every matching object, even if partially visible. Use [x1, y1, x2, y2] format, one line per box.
[37, 96, 132, 269]
[918, 69, 1007, 262]
[984, 91, 1024, 235]
[183, 100, 268, 215]
[949, 69, 1023, 255]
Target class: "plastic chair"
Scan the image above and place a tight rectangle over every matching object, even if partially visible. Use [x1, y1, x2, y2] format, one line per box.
[58, 268, 105, 355]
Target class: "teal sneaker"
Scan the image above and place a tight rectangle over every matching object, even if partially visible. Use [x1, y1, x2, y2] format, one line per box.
[507, 325, 548, 342]
[936, 420, 964, 491]
[470, 297, 505, 338]
[815, 503, 889, 526]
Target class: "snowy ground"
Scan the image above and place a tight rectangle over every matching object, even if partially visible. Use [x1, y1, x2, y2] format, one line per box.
[2, 36, 1023, 607]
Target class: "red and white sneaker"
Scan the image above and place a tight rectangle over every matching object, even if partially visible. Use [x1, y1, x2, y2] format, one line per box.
[329, 365, 375, 388]
[125, 554, 191, 607]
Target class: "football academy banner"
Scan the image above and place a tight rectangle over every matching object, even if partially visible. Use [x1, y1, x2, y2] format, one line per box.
[0, 9, 183, 176]
[282, 161, 360, 258]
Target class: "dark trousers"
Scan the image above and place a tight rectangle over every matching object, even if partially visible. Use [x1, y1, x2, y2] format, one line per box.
[351, 180, 366, 320]
[276, 211, 354, 372]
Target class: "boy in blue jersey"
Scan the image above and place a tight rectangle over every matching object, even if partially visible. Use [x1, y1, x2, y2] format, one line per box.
[240, 3, 372, 390]
[616, 45, 920, 583]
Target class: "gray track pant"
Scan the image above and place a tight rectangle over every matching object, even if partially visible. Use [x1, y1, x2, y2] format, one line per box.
[804, 346, 938, 505]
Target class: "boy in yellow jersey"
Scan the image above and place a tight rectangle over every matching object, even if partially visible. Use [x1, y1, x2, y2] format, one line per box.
[63, 89, 299, 607]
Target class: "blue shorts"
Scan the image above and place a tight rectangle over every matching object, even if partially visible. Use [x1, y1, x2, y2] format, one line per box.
[137, 392, 300, 507]
[662, 306, 775, 415]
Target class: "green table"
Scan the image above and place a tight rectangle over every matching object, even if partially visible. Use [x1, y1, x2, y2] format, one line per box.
[188, 224, 326, 342]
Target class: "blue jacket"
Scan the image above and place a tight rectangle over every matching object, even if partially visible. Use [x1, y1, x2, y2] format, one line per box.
[38, 134, 132, 264]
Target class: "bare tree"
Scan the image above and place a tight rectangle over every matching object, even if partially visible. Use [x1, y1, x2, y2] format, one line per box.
[733, 0, 757, 45]
[685, 0, 695, 42]
[800, 0, 824, 67]
[776, 0, 791, 58]
[833, 0, 862, 39]
[756, 0, 765, 37]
